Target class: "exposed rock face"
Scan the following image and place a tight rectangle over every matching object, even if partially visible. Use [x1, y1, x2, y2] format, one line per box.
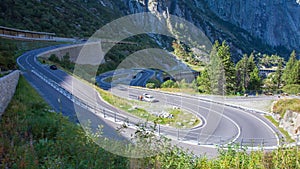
[279, 110, 300, 140]
[205, 0, 300, 51]
[121, 0, 300, 59]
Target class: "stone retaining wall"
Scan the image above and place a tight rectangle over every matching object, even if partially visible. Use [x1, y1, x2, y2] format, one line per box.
[0, 70, 20, 115]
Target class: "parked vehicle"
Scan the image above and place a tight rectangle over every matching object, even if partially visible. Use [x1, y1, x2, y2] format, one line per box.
[50, 65, 57, 70]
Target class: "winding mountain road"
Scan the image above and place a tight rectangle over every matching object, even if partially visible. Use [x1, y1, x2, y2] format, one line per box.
[17, 45, 282, 155]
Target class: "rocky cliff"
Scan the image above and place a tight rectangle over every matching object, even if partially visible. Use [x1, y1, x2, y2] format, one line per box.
[1, 0, 299, 60]
[205, 0, 300, 53]
[121, 0, 299, 60]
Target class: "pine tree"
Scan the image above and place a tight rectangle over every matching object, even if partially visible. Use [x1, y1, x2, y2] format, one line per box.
[207, 41, 225, 95]
[283, 50, 297, 85]
[217, 41, 236, 94]
[235, 54, 248, 92]
[197, 69, 211, 93]
[293, 61, 300, 84]
[249, 67, 261, 91]
[273, 58, 284, 89]
[247, 53, 256, 73]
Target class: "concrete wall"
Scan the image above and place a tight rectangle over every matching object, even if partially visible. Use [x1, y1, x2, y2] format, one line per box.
[39, 43, 105, 65]
[0, 70, 20, 115]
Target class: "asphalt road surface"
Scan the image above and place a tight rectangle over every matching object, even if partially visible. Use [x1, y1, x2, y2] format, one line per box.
[17, 45, 283, 157]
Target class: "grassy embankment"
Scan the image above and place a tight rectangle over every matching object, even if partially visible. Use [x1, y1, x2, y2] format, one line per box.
[39, 54, 201, 128]
[0, 76, 128, 168]
[0, 38, 65, 71]
[2, 77, 300, 169]
[265, 98, 300, 143]
[97, 88, 200, 128]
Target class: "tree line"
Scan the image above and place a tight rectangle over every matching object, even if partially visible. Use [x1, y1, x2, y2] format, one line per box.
[196, 41, 300, 95]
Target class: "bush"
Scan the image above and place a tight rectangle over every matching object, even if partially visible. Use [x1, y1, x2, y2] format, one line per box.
[48, 54, 60, 63]
[282, 84, 300, 94]
[161, 80, 177, 88]
[146, 83, 156, 89]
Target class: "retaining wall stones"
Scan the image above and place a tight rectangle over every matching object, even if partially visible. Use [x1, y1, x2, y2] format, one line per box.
[0, 70, 20, 115]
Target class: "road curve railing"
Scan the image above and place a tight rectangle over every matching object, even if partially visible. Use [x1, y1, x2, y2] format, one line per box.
[17, 46, 291, 149]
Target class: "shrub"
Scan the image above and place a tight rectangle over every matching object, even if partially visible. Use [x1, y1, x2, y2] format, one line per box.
[161, 80, 177, 88]
[146, 83, 156, 89]
[282, 84, 300, 94]
[48, 54, 60, 63]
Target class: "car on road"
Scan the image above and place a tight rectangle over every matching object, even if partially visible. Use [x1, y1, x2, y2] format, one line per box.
[264, 92, 273, 96]
[280, 92, 289, 96]
[142, 93, 156, 102]
[50, 65, 57, 70]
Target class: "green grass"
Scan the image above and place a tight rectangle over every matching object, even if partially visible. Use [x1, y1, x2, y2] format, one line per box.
[273, 99, 300, 117]
[0, 38, 66, 71]
[0, 76, 128, 168]
[96, 87, 200, 128]
[265, 115, 295, 143]
[2, 73, 300, 169]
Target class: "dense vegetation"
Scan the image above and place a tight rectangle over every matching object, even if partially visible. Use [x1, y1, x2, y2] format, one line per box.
[0, 0, 126, 37]
[0, 0, 294, 60]
[195, 41, 300, 95]
[273, 99, 300, 117]
[0, 76, 128, 168]
[2, 76, 300, 168]
[0, 38, 63, 71]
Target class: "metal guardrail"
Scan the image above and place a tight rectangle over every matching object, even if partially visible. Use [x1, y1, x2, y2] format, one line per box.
[30, 69, 282, 147]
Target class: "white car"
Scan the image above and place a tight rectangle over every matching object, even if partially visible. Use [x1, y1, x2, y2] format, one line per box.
[142, 93, 156, 102]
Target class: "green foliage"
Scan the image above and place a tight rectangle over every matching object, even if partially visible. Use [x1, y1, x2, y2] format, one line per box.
[259, 54, 285, 68]
[172, 40, 203, 67]
[282, 84, 300, 94]
[0, 0, 126, 37]
[273, 99, 300, 116]
[273, 58, 284, 89]
[235, 53, 257, 92]
[283, 51, 299, 85]
[248, 67, 262, 91]
[3, 76, 300, 168]
[197, 68, 211, 93]
[204, 41, 236, 95]
[161, 80, 178, 88]
[146, 82, 156, 89]
[146, 78, 161, 88]
[207, 41, 225, 95]
[217, 41, 236, 94]
[48, 54, 59, 63]
[0, 76, 128, 168]
[0, 38, 62, 71]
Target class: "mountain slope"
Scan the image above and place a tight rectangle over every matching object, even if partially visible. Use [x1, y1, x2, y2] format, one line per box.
[1, 0, 298, 60]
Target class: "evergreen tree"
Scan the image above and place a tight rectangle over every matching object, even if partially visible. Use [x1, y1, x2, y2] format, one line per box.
[273, 58, 284, 89]
[293, 61, 300, 84]
[283, 50, 297, 85]
[197, 68, 211, 93]
[217, 41, 236, 94]
[249, 67, 261, 91]
[236, 54, 251, 92]
[207, 41, 225, 95]
[247, 53, 256, 73]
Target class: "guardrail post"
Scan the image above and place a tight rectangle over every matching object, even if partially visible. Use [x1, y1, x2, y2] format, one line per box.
[103, 109, 106, 118]
[114, 112, 117, 122]
[197, 133, 200, 145]
[240, 139, 243, 149]
[158, 124, 160, 136]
